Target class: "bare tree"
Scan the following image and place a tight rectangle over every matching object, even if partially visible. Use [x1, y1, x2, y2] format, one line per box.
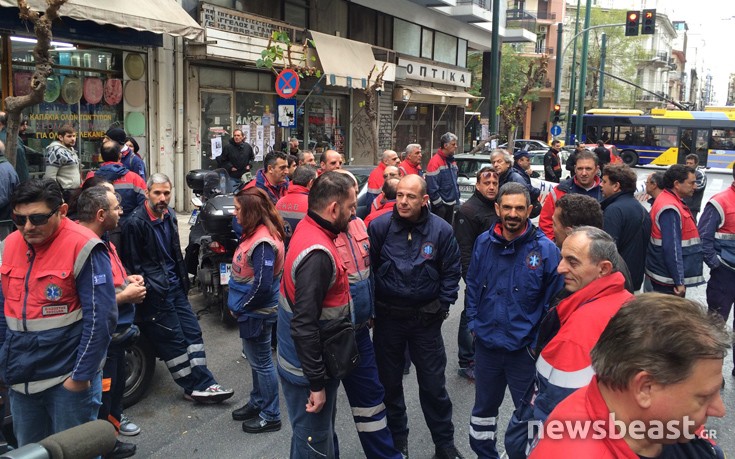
[497, 55, 549, 147]
[3, 0, 67, 168]
[361, 64, 388, 165]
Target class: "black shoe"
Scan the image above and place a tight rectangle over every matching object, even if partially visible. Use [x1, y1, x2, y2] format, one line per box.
[433, 445, 464, 459]
[232, 404, 261, 421]
[242, 417, 282, 433]
[393, 436, 408, 459]
[106, 440, 137, 459]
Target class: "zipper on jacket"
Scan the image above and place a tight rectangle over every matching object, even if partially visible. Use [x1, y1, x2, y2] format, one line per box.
[22, 246, 36, 332]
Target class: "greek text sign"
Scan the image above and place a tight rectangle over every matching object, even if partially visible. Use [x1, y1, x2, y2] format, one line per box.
[398, 58, 471, 88]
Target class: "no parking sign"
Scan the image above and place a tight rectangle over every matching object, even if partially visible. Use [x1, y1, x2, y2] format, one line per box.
[275, 69, 300, 99]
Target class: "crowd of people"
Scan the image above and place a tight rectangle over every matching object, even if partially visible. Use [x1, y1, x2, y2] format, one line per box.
[0, 125, 732, 459]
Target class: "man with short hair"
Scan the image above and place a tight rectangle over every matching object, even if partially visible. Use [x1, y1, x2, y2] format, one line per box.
[367, 150, 401, 208]
[44, 124, 81, 196]
[645, 171, 664, 206]
[593, 140, 611, 173]
[683, 153, 707, 221]
[551, 194, 604, 247]
[399, 144, 423, 177]
[539, 150, 603, 241]
[277, 171, 357, 458]
[0, 140, 20, 228]
[105, 127, 146, 181]
[466, 182, 562, 459]
[491, 150, 527, 188]
[564, 143, 586, 178]
[287, 154, 297, 180]
[297, 150, 316, 166]
[530, 294, 728, 458]
[276, 165, 317, 248]
[215, 129, 253, 188]
[77, 186, 146, 458]
[543, 140, 563, 183]
[453, 166, 499, 380]
[120, 173, 234, 403]
[645, 164, 704, 296]
[369, 174, 463, 459]
[368, 166, 401, 215]
[320, 149, 343, 173]
[698, 166, 735, 376]
[288, 137, 301, 156]
[600, 163, 651, 291]
[426, 132, 460, 224]
[243, 151, 289, 203]
[86, 140, 147, 222]
[0, 179, 116, 446]
[505, 227, 633, 458]
[364, 177, 399, 226]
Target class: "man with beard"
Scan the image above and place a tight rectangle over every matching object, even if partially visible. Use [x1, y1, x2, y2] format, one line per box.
[369, 174, 463, 459]
[277, 171, 357, 458]
[120, 173, 234, 403]
[453, 166, 499, 381]
[242, 151, 289, 204]
[217, 129, 254, 188]
[466, 182, 562, 459]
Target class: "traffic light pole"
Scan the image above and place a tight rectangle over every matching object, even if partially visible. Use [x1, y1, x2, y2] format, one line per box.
[598, 33, 607, 108]
[553, 23, 563, 106]
[575, 0, 593, 144]
[564, 0, 582, 145]
[488, 0, 501, 135]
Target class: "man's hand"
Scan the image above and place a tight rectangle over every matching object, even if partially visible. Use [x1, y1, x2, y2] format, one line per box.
[674, 285, 686, 297]
[63, 378, 90, 392]
[118, 282, 146, 304]
[127, 274, 144, 286]
[306, 389, 326, 413]
[231, 167, 237, 172]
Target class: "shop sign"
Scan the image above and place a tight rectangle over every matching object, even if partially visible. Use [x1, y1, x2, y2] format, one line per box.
[398, 58, 471, 88]
[200, 3, 287, 39]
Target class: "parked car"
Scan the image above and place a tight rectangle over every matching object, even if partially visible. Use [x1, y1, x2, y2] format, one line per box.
[455, 153, 492, 201]
[499, 139, 551, 153]
[343, 165, 374, 219]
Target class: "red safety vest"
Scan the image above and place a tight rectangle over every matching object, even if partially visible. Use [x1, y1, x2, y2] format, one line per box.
[367, 163, 387, 196]
[232, 224, 285, 283]
[399, 159, 422, 177]
[708, 184, 735, 270]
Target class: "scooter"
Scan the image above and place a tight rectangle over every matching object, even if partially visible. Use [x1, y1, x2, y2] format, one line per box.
[185, 169, 238, 325]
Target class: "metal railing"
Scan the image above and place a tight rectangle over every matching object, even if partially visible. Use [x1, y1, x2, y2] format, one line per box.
[457, 0, 491, 8]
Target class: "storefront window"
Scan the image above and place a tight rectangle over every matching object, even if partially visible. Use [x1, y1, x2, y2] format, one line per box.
[295, 95, 347, 158]
[235, 91, 276, 160]
[200, 90, 232, 170]
[10, 37, 124, 175]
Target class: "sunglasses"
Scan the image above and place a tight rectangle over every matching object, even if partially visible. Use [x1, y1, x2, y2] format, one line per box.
[11, 207, 60, 227]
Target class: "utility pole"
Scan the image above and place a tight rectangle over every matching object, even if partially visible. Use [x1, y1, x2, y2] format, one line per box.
[553, 22, 563, 106]
[488, 0, 501, 134]
[574, 0, 593, 143]
[564, 0, 582, 144]
[598, 32, 607, 108]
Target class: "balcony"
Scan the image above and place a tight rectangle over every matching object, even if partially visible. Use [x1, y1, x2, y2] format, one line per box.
[511, 42, 554, 56]
[405, 0, 456, 6]
[531, 10, 557, 22]
[432, 0, 494, 23]
[505, 8, 537, 43]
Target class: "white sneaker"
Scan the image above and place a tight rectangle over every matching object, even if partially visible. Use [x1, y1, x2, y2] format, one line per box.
[118, 414, 141, 436]
[190, 384, 234, 403]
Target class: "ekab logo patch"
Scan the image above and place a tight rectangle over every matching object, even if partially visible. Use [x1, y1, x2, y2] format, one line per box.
[45, 283, 62, 301]
[526, 250, 542, 270]
[421, 242, 435, 259]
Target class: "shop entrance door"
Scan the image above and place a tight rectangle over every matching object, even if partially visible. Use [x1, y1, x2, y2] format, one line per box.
[200, 90, 233, 170]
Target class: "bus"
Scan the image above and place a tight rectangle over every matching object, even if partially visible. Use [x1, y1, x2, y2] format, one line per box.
[573, 108, 735, 169]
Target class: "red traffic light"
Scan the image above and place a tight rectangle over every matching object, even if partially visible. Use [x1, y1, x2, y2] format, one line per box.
[644, 11, 653, 19]
[553, 104, 561, 112]
[628, 12, 638, 21]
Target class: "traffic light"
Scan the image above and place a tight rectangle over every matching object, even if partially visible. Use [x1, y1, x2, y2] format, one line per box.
[642, 9, 656, 35]
[625, 10, 640, 37]
[553, 104, 561, 123]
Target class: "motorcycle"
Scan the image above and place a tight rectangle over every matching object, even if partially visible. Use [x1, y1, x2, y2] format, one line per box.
[185, 169, 239, 325]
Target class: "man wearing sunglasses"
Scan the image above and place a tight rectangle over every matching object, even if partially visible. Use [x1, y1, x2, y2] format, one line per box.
[0, 179, 117, 446]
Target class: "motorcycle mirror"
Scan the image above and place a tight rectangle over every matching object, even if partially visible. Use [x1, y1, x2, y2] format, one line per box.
[191, 196, 203, 207]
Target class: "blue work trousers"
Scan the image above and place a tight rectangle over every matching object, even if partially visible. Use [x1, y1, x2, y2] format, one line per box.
[241, 319, 280, 422]
[373, 314, 455, 449]
[707, 266, 735, 364]
[139, 287, 216, 393]
[470, 342, 535, 459]
[457, 299, 475, 368]
[281, 376, 340, 459]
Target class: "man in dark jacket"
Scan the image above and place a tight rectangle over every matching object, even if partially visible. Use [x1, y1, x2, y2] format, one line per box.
[466, 182, 563, 459]
[593, 140, 611, 173]
[217, 129, 254, 188]
[683, 153, 707, 221]
[453, 166, 499, 380]
[369, 174, 463, 459]
[492, 150, 540, 203]
[120, 173, 234, 404]
[600, 164, 651, 291]
[543, 140, 562, 183]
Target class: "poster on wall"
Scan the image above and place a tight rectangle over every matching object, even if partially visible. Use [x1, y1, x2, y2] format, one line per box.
[269, 127, 276, 154]
[255, 125, 264, 161]
[277, 99, 297, 127]
[211, 136, 222, 159]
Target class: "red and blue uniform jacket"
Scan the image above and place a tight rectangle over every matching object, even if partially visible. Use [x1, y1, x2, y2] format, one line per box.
[107, 239, 135, 332]
[277, 213, 351, 389]
[426, 150, 460, 207]
[646, 189, 704, 287]
[87, 162, 146, 220]
[228, 225, 285, 322]
[244, 169, 288, 204]
[465, 221, 562, 351]
[538, 176, 602, 240]
[364, 200, 396, 227]
[335, 217, 372, 326]
[0, 218, 116, 394]
[276, 184, 309, 248]
[366, 163, 387, 209]
[698, 183, 735, 273]
[398, 159, 423, 178]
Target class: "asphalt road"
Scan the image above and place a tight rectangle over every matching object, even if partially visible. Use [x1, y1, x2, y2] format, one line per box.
[124, 167, 735, 458]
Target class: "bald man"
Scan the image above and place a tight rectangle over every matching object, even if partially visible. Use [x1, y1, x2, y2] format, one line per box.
[366, 150, 400, 208]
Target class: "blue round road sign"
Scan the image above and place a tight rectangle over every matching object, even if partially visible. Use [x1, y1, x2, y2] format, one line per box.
[550, 124, 562, 136]
[276, 69, 300, 99]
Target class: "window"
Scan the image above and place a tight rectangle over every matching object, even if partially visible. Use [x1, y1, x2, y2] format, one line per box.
[434, 31, 457, 65]
[457, 39, 467, 67]
[421, 29, 434, 59]
[393, 18, 421, 57]
[284, 0, 308, 28]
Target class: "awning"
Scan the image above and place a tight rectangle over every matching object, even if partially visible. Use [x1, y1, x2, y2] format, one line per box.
[309, 30, 394, 89]
[0, 0, 203, 41]
[394, 85, 478, 106]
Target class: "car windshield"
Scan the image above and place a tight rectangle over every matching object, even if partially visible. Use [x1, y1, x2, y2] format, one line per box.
[456, 159, 492, 176]
[529, 154, 545, 165]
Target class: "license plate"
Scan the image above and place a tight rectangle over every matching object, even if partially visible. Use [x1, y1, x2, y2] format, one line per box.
[219, 263, 231, 284]
[188, 209, 198, 225]
[459, 185, 474, 193]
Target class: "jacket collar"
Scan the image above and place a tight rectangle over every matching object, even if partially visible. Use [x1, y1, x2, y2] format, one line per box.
[472, 189, 495, 206]
[306, 210, 341, 239]
[390, 205, 430, 234]
[600, 190, 635, 209]
[556, 272, 627, 324]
